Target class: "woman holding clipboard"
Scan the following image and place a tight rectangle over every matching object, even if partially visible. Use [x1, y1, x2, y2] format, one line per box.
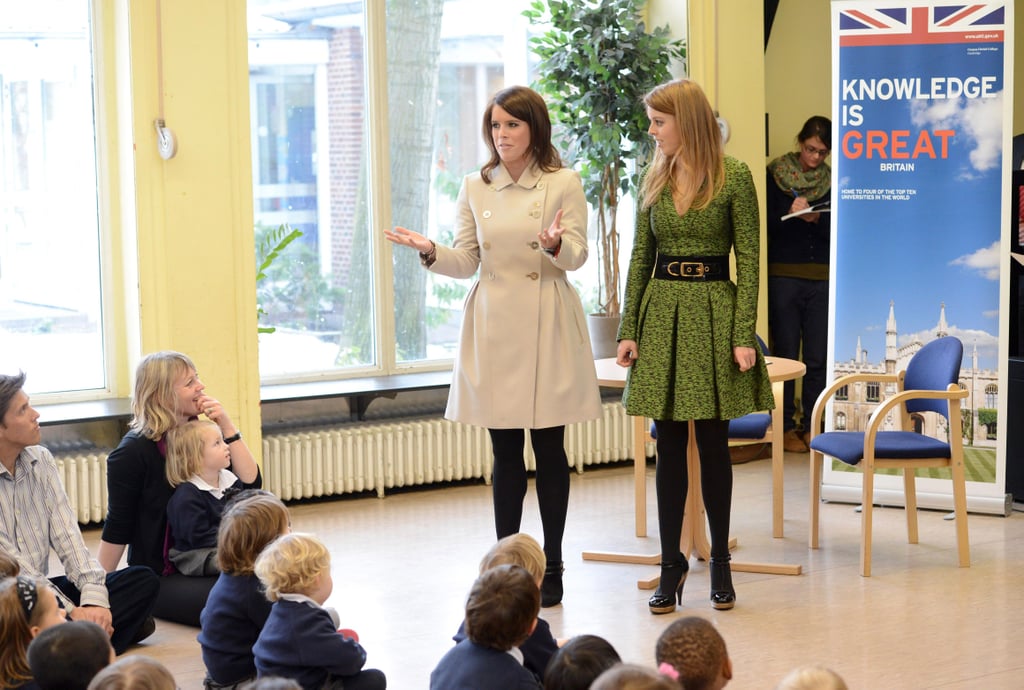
[766, 115, 832, 453]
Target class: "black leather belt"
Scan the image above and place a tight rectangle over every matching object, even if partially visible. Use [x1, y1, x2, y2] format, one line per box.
[654, 255, 729, 281]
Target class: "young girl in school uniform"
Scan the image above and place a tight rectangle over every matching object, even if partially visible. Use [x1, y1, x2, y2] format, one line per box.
[0, 576, 69, 690]
[253, 533, 386, 690]
[165, 420, 247, 576]
[198, 491, 291, 689]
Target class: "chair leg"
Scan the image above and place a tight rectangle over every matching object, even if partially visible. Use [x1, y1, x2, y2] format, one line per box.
[809, 450, 823, 549]
[903, 468, 919, 545]
[860, 469, 874, 577]
[950, 456, 971, 568]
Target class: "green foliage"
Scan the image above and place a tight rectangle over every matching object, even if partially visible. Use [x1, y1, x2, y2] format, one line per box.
[524, 0, 685, 315]
[978, 407, 997, 439]
[256, 223, 303, 334]
[255, 223, 344, 335]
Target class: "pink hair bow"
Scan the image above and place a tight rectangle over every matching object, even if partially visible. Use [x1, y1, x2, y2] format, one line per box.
[658, 662, 680, 680]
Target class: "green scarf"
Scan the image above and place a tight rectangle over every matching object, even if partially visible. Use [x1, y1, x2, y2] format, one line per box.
[769, 151, 830, 203]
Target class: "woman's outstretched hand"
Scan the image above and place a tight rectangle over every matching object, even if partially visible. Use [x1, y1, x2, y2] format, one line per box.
[539, 208, 565, 251]
[384, 226, 433, 254]
[616, 339, 638, 367]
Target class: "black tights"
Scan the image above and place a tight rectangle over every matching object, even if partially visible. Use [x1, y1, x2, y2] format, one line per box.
[653, 419, 733, 562]
[488, 426, 569, 564]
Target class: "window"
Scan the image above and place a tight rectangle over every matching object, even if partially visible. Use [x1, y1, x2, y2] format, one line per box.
[984, 383, 997, 409]
[835, 411, 846, 430]
[865, 381, 880, 403]
[835, 384, 848, 401]
[248, 0, 539, 380]
[0, 2, 107, 394]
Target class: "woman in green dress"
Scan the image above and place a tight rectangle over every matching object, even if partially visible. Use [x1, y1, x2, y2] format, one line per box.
[616, 79, 774, 614]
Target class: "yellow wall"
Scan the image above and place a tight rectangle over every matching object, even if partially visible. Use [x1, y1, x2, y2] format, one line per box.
[124, 0, 261, 450]
[765, 0, 832, 161]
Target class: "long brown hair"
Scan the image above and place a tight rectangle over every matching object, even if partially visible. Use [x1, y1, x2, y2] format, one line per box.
[639, 79, 724, 213]
[480, 86, 562, 184]
[0, 577, 46, 689]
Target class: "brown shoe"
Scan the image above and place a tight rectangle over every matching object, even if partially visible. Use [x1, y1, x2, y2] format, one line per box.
[783, 429, 809, 453]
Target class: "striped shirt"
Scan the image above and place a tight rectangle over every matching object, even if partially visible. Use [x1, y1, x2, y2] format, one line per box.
[0, 445, 109, 609]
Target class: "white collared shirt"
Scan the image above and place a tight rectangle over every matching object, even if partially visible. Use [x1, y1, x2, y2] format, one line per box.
[187, 468, 239, 499]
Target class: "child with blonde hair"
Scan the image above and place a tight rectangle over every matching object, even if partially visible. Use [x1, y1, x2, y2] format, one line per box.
[430, 564, 542, 689]
[451, 533, 557, 680]
[165, 419, 252, 576]
[0, 576, 68, 690]
[253, 533, 385, 690]
[0, 548, 19, 578]
[775, 665, 848, 690]
[86, 656, 177, 690]
[655, 617, 732, 690]
[199, 491, 291, 689]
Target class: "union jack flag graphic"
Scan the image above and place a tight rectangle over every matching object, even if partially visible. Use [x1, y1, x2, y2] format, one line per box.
[837, 4, 1005, 46]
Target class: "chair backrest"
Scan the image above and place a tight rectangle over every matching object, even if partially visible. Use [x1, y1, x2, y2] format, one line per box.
[903, 336, 963, 418]
[755, 333, 769, 356]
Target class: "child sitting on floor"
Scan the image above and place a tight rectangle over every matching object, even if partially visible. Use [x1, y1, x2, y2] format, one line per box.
[165, 420, 249, 576]
[198, 491, 291, 689]
[253, 533, 385, 690]
[86, 656, 177, 690]
[655, 616, 732, 690]
[0, 576, 69, 690]
[543, 634, 622, 690]
[590, 663, 682, 690]
[28, 620, 115, 690]
[430, 564, 542, 689]
[451, 534, 558, 680]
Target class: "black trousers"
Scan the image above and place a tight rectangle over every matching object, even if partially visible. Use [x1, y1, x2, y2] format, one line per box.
[51, 565, 159, 655]
[152, 573, 218, 627]
[324, 668, 388, 689]
[652, 419, 733, 562]
[488, 426, 569, 564]
[768, 276, 829, 432]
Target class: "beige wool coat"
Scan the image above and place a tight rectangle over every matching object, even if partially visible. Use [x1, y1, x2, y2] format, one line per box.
[429, 163, 603, 429]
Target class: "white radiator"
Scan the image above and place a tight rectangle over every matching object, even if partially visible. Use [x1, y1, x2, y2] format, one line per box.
[54, 450, 109, 525]
[51, 403, 637, 523]
[262, 401, 635, 501]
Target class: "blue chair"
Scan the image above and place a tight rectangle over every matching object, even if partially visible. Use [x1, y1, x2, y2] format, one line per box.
[807, 336, 970, 576]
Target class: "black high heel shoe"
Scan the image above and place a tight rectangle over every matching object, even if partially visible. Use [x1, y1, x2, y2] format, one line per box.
[541, 561, 564, 607]
[709, 557, 735, 610]
[648, 561, 688, 614]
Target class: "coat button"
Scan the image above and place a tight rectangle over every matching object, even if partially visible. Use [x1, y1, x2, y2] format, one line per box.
[488, 272, 496, 280]
[483, 241, 491, 250]
[530, 210, 541, 218]
[527, 272, 539, 280]
[529, 241, 539, 249]
[537, 182, 545, 190]
[482, 210, 492, 219]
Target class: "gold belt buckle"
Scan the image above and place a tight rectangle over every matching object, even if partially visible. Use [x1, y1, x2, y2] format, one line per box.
[680, 261, 705, 277]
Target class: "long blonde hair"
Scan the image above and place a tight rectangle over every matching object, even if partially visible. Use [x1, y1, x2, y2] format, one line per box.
[639, 79, 724, 214]
[130, 351, 196, 440]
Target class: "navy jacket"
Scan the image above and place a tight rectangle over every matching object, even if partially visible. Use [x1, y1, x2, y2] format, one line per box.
[254, 599, 367, 690]
[430, 639, 542, 690]
[198, 573, 272, 684]
[453, 616, 557, 680]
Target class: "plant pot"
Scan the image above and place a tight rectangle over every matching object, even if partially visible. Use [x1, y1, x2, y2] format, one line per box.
[587, 313, 621, 360]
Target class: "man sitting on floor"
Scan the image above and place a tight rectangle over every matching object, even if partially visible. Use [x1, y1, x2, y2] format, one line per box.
[0, 372, 159, 654]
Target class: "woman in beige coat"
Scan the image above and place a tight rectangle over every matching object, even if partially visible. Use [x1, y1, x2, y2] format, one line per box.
[385, 85, 602, 607]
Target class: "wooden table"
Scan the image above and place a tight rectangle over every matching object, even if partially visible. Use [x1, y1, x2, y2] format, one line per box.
[587, 356, 806, 584]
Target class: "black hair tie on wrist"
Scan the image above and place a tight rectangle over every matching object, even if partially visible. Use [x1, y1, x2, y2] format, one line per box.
[223, 432, 242, 445]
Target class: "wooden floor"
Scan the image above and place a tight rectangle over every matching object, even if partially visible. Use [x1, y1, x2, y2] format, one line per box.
[84, 451, 1024, 689]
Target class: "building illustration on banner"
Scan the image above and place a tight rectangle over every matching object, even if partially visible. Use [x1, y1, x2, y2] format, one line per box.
[829, 301, 999, 464]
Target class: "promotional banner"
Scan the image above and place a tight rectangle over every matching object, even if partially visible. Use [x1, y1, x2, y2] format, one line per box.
[828, 2, 1012, 513]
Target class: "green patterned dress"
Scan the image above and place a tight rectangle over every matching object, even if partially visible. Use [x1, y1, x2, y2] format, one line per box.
[617, 156, 774, 421]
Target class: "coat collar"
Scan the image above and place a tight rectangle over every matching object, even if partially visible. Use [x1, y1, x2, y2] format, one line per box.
[489, 162, 543, 191]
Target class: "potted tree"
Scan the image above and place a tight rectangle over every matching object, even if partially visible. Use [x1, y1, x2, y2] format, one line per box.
[525, 0, 685, 357]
